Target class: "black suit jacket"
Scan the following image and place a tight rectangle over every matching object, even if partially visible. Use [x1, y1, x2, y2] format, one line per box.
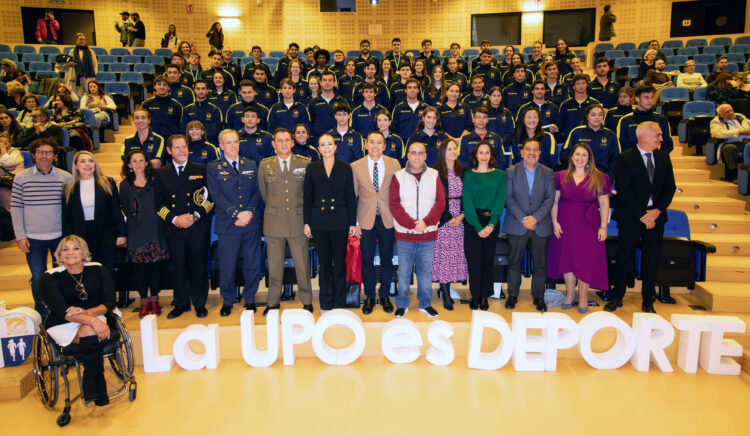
[612, 147, 676, 226]
[154, 161, 213, 237]
[302, 159, 357, 232]
[62, 177, 126, 245]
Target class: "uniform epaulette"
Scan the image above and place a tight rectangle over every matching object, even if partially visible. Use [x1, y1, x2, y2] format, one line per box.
[260, 156, 275, 162]
[294, 154, 311, 160]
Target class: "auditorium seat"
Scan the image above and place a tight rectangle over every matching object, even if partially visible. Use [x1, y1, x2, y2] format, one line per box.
[595, 43, 614, 58]
[132, 48, 152, 57]
[153, 48, 172, 58]
[0, 52, 17, 62]
[660, 87, 690, 133]
[268, 51, 284, 58]
[27, 62, 56, 79]
[97, 55, 118, 65]
[604, 50, 624, 59]
[693, 63, 710, 78]
[13, 45, 35, 55]
[629, 49, 645, 61]
[462, 48, 479, 58]
[21, 150, 33, 168]
[110, 48, 130, 57]
[0, 82, 6, 93]
[232, 50, 246, 58]
[626, 65, 640, 86]
[735, 36, 750, 45]
[637, 41, 650, 50]
[693, 86, 707, 101]
[664, 64, 681, 74]
[738, 143, 750, 195]
[703, 46, 724, 55]
[667, 55, 688, 66]
[616, 42, 636, 55]
[686, 39, 708, 50]
[134, 63, 155, 90]
[662, 40, 684, 49]
[678, 101, 716, 154]
[108, 62, 131, 75]
[728, 44, 750, 55]
[90, 47, 107, 56]
[693, 54, 716, 67]
[95, 72, 116, 83]
[120, 72, 146, 104]
[105, 82, 134, 117]
[122, 55, 142, 65]
[721, 62, 740, 73]
[710, 37, 732, 50]
[80, 108, 100, 149]
[370, 50, 383, 60]
[677, 47, 699, 57]
[346, 50, 360, 58]
[39, 46, 60, 62]
[0, 44, 10, 53]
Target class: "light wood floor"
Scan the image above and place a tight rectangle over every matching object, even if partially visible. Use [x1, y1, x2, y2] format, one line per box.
[1, 356, 749, 435]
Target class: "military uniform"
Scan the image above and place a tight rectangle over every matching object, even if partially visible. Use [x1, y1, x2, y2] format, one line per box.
[155, 161, 213, 311]
[237, 128, 274, 166]
[206, 157, 263, 305]
[258, 154, 313, 307]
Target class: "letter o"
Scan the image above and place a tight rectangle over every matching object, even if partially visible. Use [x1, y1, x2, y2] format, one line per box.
[311, 310, 366, 365]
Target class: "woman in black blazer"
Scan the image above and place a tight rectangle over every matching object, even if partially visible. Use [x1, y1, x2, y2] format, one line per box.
[62, 151, 127, 304]
[303, 134, 357, 311]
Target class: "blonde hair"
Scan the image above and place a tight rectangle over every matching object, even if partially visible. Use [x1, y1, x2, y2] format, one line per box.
[54, 235, 92, 264]
[643, 49, 657, 61]
[63, 151, 113, 202]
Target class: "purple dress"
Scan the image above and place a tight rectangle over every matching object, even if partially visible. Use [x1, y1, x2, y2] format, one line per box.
[432, 169, 468, 283]
[547, 171, 611, 290]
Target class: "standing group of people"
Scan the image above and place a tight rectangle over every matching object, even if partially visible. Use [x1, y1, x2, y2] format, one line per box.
[114, 11, 146, 47]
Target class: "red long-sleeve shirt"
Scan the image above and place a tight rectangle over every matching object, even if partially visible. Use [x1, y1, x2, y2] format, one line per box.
[388, 170, 445, 242]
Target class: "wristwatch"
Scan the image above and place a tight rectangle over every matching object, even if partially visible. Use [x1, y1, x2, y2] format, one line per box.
[487, 223, 495, 229]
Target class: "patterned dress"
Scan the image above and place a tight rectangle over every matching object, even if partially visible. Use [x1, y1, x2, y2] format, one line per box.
[432, 169, 468, 283]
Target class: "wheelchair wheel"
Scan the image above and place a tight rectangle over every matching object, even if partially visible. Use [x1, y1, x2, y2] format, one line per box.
[33, 333, 59, 407]
[56, 411, 71, 427]
[109, 315, 135, 380]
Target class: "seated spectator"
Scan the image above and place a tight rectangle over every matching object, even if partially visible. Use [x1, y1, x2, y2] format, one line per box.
[0, 132, 23, 210]
[0, 59, 18, 83]
[707, 56, 730, 84]
[647, 40, 668, 63]
[51, 93, 90, 151]
[5, 81, 26, 110]
[79, 79, 116, 126]
[17, 94, 40, 129]
[710, 104, 750, 182]
[676, 60, 707, 93]
[638, 49, 658, 82]
[44, 82, 79, 109]
[16, 108, 65, 151]
[707, 73, 749, 112]
[0, 108, 24, 146]
[644, 59, 675, 103]
[734, 71, 750, 95]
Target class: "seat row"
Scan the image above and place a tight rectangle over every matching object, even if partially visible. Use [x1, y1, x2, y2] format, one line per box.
[595, 36, 750, 54]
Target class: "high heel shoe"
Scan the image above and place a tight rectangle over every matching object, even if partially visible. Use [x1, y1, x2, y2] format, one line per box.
[479, 297, 489, 311]
[562, 292, 577, 310]
[577, 304, 589, 314]
[469, 298, 479, 310]
[440, 284, 453, 311]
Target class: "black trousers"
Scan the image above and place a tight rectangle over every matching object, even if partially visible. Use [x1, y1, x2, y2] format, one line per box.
[312, 229, 349, 310]
[82, 221, 116, 282]
[507, 231, 549, 300]
[166, 223, 209, 309]
[721, 142, 742, 171]
[464, 212, 500, 300]
[133, 262, 162, 298]
[612, 218, 665, 303]
[360, 215, 395, 299]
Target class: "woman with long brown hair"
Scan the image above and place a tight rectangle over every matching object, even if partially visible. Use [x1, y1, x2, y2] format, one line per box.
[707, 72, 747, 107]
[547, 142, 611, 313]
[431, 138, 467, 310]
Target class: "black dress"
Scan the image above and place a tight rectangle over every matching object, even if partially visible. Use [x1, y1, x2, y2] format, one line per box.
[38, 263, 116, 329]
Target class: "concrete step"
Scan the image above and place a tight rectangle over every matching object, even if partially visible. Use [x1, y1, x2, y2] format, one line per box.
[0, 264, 32, 290]
[671, 155, 710, 170]
[692, 233, 750, 256]
[674, 181, 738, 197]
[692, 281, 750, 313]
[670, 196, 747, 214]
[687, 213, 750, 234]
[706, 256, 750, 282]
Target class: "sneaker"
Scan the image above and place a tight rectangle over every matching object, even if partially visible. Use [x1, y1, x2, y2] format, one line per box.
[394, 307, 407, 318]
[419, 306, 438, 318]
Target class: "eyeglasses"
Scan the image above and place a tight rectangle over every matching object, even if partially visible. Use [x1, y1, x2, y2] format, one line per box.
[35, 150, 55, 156]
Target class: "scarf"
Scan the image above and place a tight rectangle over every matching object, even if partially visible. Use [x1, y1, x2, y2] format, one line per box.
[73, 45, 94, 79]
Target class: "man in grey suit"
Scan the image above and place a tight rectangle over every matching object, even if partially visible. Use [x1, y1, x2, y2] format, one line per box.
[503, 137, 555, 312]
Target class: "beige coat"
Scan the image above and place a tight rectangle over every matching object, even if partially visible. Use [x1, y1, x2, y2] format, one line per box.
[351, 155, 401, 230]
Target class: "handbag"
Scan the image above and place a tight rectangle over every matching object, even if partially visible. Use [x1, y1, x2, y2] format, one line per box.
[345, 235, 362, 308]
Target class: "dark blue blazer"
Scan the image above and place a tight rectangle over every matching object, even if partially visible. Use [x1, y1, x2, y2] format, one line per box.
[206, 157, 263, 235]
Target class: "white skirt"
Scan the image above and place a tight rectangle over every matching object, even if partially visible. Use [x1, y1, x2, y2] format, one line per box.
[46, 309, 121, 347]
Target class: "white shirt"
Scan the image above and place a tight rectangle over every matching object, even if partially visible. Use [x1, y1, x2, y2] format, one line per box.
[277, 156, 290, 171]
[80, 177, 96, 221]
[172, 160, 187, 176]
[367, 156, 384, 189]
[225, 157, 239, 169]
[636, 145, 655, 207]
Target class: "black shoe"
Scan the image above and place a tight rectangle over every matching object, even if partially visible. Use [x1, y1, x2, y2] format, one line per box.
[195, 307, 207, 318]
[263, 305, 280, 316]
[244, 303, 257, 312]
[117, 294, 135, 309]
[642, 300, 657, 313]
[380, 298, 394, 313]
[499, 290, 506, 299]
[603, 298, 623, 312]
[362, 298, 375, 315]
[479, 297, 489, 311]
[469, 298, 479, 310]
[220, 305, 232, 317]
[504, 295, 517, 309]
[303, 304, 314, 313]
[419, 306, 438, 318]
[394, 307, 407, 318]
[534, 298, 548, 312]
[439, 284, 453, 311]
[656, 291, 677, 304]
[167, 306, 188, 319]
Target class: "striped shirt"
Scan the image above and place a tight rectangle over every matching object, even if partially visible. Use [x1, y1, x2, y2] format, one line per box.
[11, 166, 72, 240]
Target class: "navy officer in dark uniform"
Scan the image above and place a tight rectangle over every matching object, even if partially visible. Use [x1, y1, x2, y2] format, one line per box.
[155, 134, 213, 319]
[207, 129, 264, 316]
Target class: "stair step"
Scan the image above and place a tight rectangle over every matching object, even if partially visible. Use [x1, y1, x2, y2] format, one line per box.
[671, 156, 710, 170]
[687, 213, 750, 234]
[706, 256, 750, 282]
[693, 281, 750, 313]
[673, 168, 711, 182]
[692, 233, 750, 256]
[0, 246, 37, 265]
[0, 265, 32, 290]
[670, 196, 747, 214]
[674, 181, 737, 197]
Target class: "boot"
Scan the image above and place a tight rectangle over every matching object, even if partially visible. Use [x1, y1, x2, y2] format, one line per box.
[77, 336, 103, 404]
[139, 299, 149, 319]
[440, 283, 453, 311]
[149, 296, 161, 315]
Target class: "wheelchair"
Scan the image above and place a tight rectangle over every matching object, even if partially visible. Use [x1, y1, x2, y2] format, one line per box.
[32, 312, 137, 427]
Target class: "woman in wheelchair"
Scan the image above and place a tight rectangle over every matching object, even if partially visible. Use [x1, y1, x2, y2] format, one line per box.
[37, 235, 116, 406]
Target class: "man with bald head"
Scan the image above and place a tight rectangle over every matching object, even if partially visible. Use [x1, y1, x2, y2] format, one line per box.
[388, 142, 446, 318]
[607, 121, 675, 313]
[207, 129, 263, 316]
[710, 104, 750, 182]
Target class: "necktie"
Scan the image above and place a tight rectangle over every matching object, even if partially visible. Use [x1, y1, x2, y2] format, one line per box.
[178, 165, 183, 177]
[373, 163, 380, 214]
[232, 161, 238, 173]
[282, 160, 289, 177]
[645, 152, 654, 183]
